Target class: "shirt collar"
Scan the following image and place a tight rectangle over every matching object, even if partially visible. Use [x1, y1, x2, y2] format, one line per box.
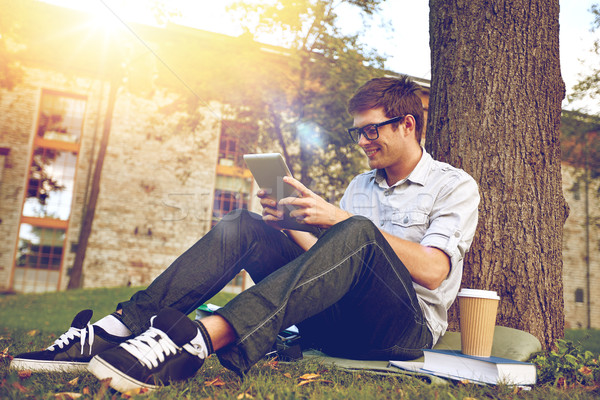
[370, 147, 432, 188]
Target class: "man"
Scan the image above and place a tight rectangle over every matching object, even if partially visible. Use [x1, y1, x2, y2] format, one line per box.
[11, 76, 480, 393]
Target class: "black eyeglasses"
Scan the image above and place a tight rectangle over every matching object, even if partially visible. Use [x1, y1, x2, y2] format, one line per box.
[347, 115, 405, 143]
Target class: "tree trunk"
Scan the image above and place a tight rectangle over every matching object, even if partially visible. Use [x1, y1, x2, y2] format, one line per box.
[68, 79, 118, 289]
[427, 0, 568, 349]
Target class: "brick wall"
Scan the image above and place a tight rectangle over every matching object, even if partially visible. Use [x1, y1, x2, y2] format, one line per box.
[79, 90, 220, 288]
[0, 66, 221, 291]
[561, 163, 600, 329]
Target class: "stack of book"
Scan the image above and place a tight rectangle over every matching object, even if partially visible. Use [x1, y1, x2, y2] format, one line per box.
[390, 349, 536, 386]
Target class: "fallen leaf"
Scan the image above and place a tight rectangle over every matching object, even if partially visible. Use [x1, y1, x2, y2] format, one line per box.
[283, 373, 292, 378]
[237, 393, 253, 399]
[27, 330, 38, 337]
[96, 378, 112, 399]
[54, 393, 82, 399]
[204, 377, 226, 387]
[266, 359, 279, 369]
[1, 347, 13, 361]
[579, 366, 593, 376]
[82, 387, 90, 395]
[18, 370, 32, 380]
[121, 387, 149, 398]
[298, 373, 320, 380]
[67, 377, 79, 386]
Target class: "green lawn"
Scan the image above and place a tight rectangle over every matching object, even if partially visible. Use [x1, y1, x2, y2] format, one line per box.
[565, 328, 600, 354]
[1, 287, 599, 399]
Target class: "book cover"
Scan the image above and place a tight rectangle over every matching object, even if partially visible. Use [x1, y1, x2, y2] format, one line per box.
[420, 349, 536, 385]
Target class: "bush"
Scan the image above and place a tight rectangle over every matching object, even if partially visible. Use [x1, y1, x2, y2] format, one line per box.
[531, 339, 600, 389]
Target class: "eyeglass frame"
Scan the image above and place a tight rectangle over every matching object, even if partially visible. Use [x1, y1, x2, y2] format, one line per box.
[347, 115, 406, 143]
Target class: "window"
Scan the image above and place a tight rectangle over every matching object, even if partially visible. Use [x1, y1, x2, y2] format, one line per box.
[218, 121, 257, 167]
[575, 288, 584, 303]
[212, 189, 249, 227]
[22, 147, 77, 220]
[37, 92, 86, 143]
[13, 90, 86, 293]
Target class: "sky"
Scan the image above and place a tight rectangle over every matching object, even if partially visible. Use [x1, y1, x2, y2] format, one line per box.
[44, 0, 599, 113]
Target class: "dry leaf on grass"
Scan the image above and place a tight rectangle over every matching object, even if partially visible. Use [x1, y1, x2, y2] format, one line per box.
[67, 377, 79, 386]
[53, 393, 82, 399]
[18, 370, 32, 379]
[283, 373, 292, 378]
[96, 378, 112, 399]
[82, 387, 90, 395]
[298, 373, 320, 380]
[121, 387, 149, 398]
[579, 366, 593, 376]
[1, 347, 13, 361]
[237, 392, 254, 399]
[296, 373, 333, 387]
[204, 377, 226, 387]
[27, 330, 38, 337]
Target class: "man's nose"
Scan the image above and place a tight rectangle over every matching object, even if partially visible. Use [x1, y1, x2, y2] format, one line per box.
[357, 133, 370, 147]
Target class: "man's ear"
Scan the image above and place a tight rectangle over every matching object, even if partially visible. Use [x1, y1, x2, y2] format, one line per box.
[402, 115, 417, 137]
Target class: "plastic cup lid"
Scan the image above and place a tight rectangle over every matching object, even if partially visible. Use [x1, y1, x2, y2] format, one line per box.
[458, 288, 500, 300]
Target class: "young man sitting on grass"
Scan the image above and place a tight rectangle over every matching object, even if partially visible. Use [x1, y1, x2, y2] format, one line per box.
[11, 76, 480, 393]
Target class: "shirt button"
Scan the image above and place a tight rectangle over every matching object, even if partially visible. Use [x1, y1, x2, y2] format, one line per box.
[454, 232, 460, 238]
[403, 216, 409, 224]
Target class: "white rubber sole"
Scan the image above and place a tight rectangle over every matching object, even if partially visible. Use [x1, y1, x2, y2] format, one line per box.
[87, 355, 159, 393]
[10, 358, 88, 372]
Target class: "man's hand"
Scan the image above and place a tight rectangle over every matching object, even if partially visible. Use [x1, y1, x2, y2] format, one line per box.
[257, 189, 286, 230]
[278, 177, 351, 229]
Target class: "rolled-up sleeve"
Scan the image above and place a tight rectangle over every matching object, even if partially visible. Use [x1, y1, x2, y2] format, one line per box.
[420, 172, 480, 271]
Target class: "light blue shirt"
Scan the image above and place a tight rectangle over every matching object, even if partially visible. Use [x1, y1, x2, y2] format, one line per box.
[339, 148, 480, 344]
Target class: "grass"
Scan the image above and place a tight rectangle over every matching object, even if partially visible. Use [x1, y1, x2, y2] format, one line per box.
[1, 287, 599, 399]
[565, 329, 600, 354]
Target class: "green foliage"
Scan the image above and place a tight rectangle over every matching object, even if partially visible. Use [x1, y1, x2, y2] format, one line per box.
[225, 0, 387, 197]
[569, 3, 600, 110]
[531, 339, 600, 389]
[560, 110, 600, 178]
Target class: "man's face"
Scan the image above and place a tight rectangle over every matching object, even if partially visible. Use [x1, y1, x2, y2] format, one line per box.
[352, 107, 405, 171]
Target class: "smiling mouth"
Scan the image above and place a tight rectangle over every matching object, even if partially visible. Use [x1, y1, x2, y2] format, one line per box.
[364, 148, 379, 158]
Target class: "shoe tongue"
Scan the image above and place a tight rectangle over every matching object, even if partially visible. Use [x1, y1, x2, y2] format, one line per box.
[71, 309, 93, 329]
[152, 308, 198, 346]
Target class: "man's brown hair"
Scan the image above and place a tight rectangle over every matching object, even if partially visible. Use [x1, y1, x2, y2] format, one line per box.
[348, 76, 425, 143]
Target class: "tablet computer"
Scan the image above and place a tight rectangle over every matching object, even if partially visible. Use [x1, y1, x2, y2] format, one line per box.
[243, 153, 320, 234]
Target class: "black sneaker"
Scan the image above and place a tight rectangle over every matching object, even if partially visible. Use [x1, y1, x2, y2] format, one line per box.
[87, 308, 210, 393]
[10, 310, 128, 372]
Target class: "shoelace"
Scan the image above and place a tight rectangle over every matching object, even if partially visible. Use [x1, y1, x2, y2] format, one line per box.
[120, 326, 181, 369]
[47, 324, 94, 355]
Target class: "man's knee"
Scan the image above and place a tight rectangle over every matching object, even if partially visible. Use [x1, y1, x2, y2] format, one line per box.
[334, 215, 379, 238]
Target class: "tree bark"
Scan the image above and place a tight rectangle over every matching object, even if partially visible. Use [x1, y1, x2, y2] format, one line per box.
[427, 0, 568, 348]
[68, 79, 118, 289]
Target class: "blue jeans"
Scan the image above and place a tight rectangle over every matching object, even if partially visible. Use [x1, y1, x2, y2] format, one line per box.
[118, 210, 432, 374]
